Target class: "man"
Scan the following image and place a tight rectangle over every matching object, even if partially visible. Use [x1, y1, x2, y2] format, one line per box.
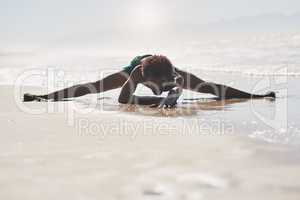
[24, 55, 275, 107]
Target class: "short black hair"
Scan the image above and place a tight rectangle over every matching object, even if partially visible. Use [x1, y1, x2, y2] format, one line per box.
[141, 55, 174, 79]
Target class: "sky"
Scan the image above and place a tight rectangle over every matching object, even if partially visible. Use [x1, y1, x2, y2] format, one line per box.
[0, 0, 300, 47]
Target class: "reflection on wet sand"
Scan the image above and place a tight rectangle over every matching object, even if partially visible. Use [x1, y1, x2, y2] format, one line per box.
[116, 98, 250, 117]
[79, 97, 275, 117]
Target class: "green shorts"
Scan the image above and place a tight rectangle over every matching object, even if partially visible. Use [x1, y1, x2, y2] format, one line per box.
[123, 54, 152, 75]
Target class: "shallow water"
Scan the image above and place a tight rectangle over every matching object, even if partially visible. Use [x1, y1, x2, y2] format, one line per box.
[66, 72, 299, 146]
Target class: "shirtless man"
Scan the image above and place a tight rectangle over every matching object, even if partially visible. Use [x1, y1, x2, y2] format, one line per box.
[23, 55, 275, 107]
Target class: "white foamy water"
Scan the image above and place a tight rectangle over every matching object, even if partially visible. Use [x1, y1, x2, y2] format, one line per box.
[1, 32, 300, 85]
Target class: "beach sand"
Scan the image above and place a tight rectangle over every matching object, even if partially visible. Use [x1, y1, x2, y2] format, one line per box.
[1, 83, 300, 200]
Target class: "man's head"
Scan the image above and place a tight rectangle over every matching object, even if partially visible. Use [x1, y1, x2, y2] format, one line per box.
[141, 55, 181, 95]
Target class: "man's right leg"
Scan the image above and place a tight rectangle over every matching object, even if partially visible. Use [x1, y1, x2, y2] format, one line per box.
[25, 71, 129, 101]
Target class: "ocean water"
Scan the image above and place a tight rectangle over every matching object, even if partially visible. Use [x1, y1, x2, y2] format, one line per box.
[1, 32, 300, 85]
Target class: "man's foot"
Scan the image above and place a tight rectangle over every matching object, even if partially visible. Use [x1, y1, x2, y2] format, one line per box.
[23, 93, 37, 102]
[265, 91, 276, 98]
[23, 93, 47, 102]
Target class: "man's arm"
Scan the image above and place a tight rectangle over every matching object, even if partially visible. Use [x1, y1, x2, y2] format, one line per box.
[118, 66, 183, 106]
[118, 66, 165, 105]
[176, 69, 275, 99]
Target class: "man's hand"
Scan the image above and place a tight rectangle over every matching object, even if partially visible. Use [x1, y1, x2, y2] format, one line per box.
[157, 87, 182, 108]
[23, 93, 47, 102]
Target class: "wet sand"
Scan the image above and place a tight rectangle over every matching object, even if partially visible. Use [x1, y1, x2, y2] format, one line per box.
[1, 81, 300, 200]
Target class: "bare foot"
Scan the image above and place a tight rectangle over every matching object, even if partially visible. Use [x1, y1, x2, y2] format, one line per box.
[265, 91, 276, 98]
